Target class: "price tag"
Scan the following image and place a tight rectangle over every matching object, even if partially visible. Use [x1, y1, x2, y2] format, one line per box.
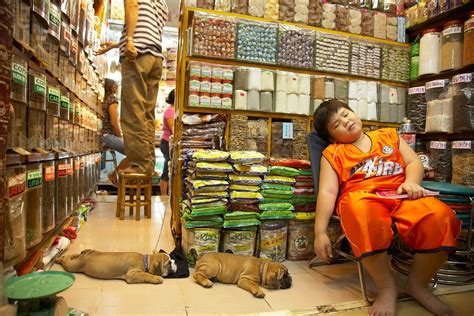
[282, 123, 294, 140]
[408, 86, 425, 95]
[452, 141, 471, 149]
[452, 73, 472, 84]
[430, 141, 447, 150]
[426, 80, 446, 90]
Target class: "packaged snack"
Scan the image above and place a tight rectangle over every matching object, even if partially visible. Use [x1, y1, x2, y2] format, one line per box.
[193, 150, 230, 162]
[233, 164, 269, 175]
[229, 184, 261, 192]
[258, 203, 295, 211]
[195, 162, 233, 173]
[230, 151, 266, 164]
[228, 174, 263, 185]
[263, 175, 296, 184]
[270, 166, 300, 177]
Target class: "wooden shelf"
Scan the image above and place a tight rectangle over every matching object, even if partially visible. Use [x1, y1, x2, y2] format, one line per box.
[184, 106, 400, 127]
[417, 131, 474, 141]
[406, 2, 474, 39]
[187, 56, 410, 87]
[186, 6, 410, 48]
[410, 64, 474, 87]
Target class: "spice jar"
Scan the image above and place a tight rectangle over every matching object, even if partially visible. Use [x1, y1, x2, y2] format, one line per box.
[463, 11, 474, 67]
[440, 20, 464, 72]
[11, 49, 28, 104]
[419, 28, 441, 76]
[451, 141, 474, 186]
[258, 219, 288, 262]
[452, 73, 474, 132]
[55, 158, 69, 223]
[29, 67, 47, 110]
[25, 163, 43, 249]
[42, 160, 56, 233]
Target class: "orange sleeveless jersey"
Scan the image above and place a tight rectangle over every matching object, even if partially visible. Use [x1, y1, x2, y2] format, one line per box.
[323, 128, 405, 197]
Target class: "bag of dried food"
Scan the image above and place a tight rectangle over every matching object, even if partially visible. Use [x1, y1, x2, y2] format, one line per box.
[452, 73, 474, 132]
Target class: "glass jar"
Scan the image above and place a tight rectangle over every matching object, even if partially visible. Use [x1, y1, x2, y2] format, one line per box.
[28, 67, 47, 111]
[25, 163, 43, 249]
[440, 20, 464, 72]
[4, 166, 27, 267]
[55, 158, 68, 223]
[463, 11, 474, 67]
[42, 160, 56, 233]
[419, 28, 441, 76]
[11, 50, 28, 104]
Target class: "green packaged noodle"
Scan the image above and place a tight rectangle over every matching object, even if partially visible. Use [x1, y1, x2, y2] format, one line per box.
[298, 170, 313, 176]
[260, 210, 295, 220]
[262, 189, 293, 197]
[258, 203, 294, 212]
[188, 197, 225, 205]
[193, 150, 230, 162]
[185, 205, 227, 217]
[228, 174, 262, 185]
[186, 178, 229, 192]
[224, 211, 260, 220]
[263, 175, 296, 185]
[229, 184, 260, 192]
[270, 166, 300, 177]
[233, 164, 268, 175]
[230, 151, 266, 164]
[183, 212, 224, 223]
[294, 212, 316, 220]
[196, 162, 233, 173]
[261, 183, 293, 191]
[184, 200, 227, 209]
[260, 198, 293, 204]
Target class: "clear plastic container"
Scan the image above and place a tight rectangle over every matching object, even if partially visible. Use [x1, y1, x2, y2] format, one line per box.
[11, 50, 28, 104]
[4, 166, 27, 267]
[55, 158, 69, 223]
[60, 89, 70, 121]
[419, 28, 441, 76]
[28, 67, 47, 111]
[440, 20, 464, 72]
[42, 160, 56, 233]
[47, 78, 61, 117]
[7, 102, 27, 150]
[27, 108, 46, 151]
[452, 73, 474, 132]
[425, 79, 452, 133]
[13, 0, 31, 45]
[463, 11, 474, 67]
[25, 163, 43, 249]
[73, 156, 81, 206]
[451, 141, 474, 187]
[67, 158, 75, 214]
[45, 115, 59, 150]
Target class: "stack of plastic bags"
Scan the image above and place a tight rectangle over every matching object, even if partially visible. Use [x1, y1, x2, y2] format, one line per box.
[182, 150, 231, 229]
[181, 114, 227, 154]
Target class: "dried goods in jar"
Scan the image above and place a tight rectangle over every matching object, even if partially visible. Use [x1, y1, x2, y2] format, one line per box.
[407, 86, 427, 133]
[425, 79, 452, 133]
[11, 50, 28, 104]
[463, 12, 474, 67]
[452, 73, 474, 132]
[25, 164, 43, 249]
[258, 220, 288, 262]
[429, 141, 452, 182]
[451, 141, 474, 187]
[42, 161, 55, 233]
[440, 20, 464, 72]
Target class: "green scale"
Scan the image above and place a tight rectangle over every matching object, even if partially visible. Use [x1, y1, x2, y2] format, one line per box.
[6, 271, 75, 316]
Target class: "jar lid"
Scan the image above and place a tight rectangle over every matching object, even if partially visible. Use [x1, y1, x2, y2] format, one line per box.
[443, 20, 464, 28]
[422, 28, 441, 35]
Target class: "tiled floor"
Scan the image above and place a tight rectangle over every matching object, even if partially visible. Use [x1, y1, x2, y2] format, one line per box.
[53, 196, 474, 316]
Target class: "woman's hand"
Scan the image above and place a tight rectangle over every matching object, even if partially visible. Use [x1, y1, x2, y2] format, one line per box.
[95, 42, 118, 56]
[314, 232, 333, 262]
[397, 182, 426, 200]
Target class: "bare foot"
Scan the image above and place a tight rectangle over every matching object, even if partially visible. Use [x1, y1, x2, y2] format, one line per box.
[404, 281, 453, 316]
[368, 287, 397, 316]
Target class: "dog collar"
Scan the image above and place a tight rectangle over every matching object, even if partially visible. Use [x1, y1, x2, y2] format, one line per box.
[144, 254, 149, 272]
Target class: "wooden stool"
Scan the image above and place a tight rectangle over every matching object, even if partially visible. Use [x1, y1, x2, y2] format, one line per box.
[116, 173, 152, 221]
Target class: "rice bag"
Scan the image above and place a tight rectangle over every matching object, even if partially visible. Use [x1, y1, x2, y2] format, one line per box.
[229, 184, 261, 192]
[182, 217, 223, 229]
[260, 210, 295, 219]
[294, 212, 316, 220]
[261, 189, 293, 199]
[233, 164, 269, 175]
[194, 172, 228, 180]
[261, 183, 293, 191]
[228, 174, 263, 185]
[193, 150, 230, 162]
[263, 175, 296, 184]
[260, 198, 294, 204]
[223, 219, 262, 228]
[230, 191, 264, 203]
[259, 203, 295, 211]
[230, 151, 266, 164]
[196, 162, 233, 173]
[269, 158, 311, 168]
[184, 205, 227, 217]
[188, 191, 229, 198]
[224, 211, 260, 220]
[270, 166, 300, 177]
[294, 188, 315, 194]
[186, 179, 229, 192]
[188, 197, 226, 205]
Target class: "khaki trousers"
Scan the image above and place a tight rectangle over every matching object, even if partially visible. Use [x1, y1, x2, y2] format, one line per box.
[121, 54, 163, 174]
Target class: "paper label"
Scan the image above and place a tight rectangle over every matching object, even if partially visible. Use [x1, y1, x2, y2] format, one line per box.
[201, 66, 212, 78]
[443, 26, 462, 36]
[200, 81, 211, 93]
[222, 83, 233, 95]
[34, 76, 47, 95]
[67, 162, 73, 175]
[452, 141, 471, 149]
[74, 159, 80, 171]
[27, 170, 43, 188]
[452, 73, 472, 84]
[48, 87, 60, 104]
[282, 123, 294, 140]
[60, 95, 69, 109]
[408, 86, 425, 95]
[11, 63, 27, 85]
[430, 141, 447, 149]
[426, 80, 446, 89]
[44, 166, 55, 181]
[8, 172, 26, 198]
[58, 163, 68, 177]
[223, 69, 234, 81]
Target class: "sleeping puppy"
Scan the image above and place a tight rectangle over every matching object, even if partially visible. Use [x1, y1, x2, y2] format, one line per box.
[56, 249, 176, 284]
[193, 253, 292, 298]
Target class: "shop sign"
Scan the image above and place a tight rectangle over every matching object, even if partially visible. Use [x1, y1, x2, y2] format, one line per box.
[282, 122, 294, 140]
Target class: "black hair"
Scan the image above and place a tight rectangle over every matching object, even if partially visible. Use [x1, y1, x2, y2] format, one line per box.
[313, 99, 353, 141]
[105, 78, 117, 96]
[166, 89, 175, 105]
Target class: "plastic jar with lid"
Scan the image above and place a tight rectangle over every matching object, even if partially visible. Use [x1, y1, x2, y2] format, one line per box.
[28, 67, 47, 110]
[440, 20, 464, 72]
[419, 28, 441, 76]
[463, 11, 474, 67]
[11, 50, 28, 104]
[42, 160, 56, 233]
[25, 163, 43, 249]
[258, 219, 288, 262]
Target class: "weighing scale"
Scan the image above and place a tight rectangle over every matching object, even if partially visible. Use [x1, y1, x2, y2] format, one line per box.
[5, 271, 75, 316]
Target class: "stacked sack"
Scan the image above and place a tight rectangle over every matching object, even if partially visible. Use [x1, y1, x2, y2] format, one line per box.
[224, 151, 267, 255]
[269, 159, 316, 261]
[181, 114, 227, 152]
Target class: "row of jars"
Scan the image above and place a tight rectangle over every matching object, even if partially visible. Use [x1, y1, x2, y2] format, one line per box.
[11, 49, 102, 132]
[3, 154, 101, 268]
[411, 12, 474, 78]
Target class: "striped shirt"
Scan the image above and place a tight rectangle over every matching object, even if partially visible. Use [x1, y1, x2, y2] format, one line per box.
[119, 0, 168, 59]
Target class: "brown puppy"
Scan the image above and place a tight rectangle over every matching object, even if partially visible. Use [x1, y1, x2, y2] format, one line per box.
[193, 253, 292, 298]
[56, 249, 174, 284]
